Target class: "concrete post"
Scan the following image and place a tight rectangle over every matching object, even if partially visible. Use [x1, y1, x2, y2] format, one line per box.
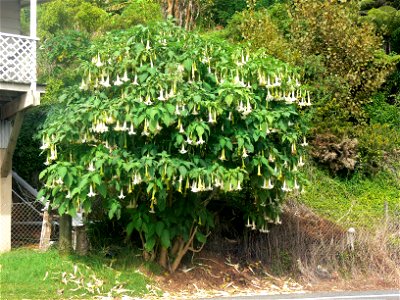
[0, 149, 12, 252]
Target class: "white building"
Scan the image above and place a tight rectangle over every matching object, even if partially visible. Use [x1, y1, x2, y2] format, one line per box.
[0, 0, 44, 252]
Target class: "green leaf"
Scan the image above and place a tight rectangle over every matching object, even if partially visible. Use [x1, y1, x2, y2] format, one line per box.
[196, 232, 207, 243]
[161, 229, 171, 248]
[97, 183, 107, 198]
[183, 59, 192, 72]
[145, 238, 156, 252]
[92, 174, 102, 186]
[58, 166, 68, 179]
[196, 126, 204, 137]
[126, 221, 135, 236]
[225, 95, 233, 106]
[156, 221, 164, 237]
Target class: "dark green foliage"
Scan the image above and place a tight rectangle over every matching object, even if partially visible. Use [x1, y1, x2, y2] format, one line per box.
[357, 123, 400, 174]
[104, 0, 163, 30]
[38, 30, 90, 84]
[13, 107, 48, 188]
[38, 0, 108, 38]
[210, 0, 247, 26]
[391, 27, 400, 53]
[226, 9, 291, 62]
[366, 92, 400, 127]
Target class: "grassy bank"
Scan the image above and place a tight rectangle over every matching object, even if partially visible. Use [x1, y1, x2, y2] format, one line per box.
[299, 165, 400, 229]
[0, 249, 156, 299]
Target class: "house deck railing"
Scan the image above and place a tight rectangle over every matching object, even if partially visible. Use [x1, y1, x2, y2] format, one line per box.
[0, 32, 37, 85]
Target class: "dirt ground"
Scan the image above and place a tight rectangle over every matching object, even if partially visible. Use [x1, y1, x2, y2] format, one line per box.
[145, 249, 399, 299]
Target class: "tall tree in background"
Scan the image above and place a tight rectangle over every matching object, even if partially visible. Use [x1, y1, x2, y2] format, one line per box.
[161, 0, 213, 29]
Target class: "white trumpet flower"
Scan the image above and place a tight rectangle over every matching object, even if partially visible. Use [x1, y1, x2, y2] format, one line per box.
[246, 217, 252, 228]
[179, 123, 185, 134]
[242, 148, 248, 158]
[95, 53, 103, 68]
[144, 96, 153, 106]
[208, 110, 215, 124]
[196, 135, 205, 145]
[298, 156, 305, 167]
[79, 78, 88, 90]
[88, 161, 95, 172]
[128, 123, 137, 135]
[179, 144, 187, 154]
[294, 178, 300, 190]
[118, 190, 126, 199]
[100, 75, 111, 88]
[114, 74, 123, 86]
[87, 185, 96, 198]
[301, 136, 308, 147]
[158, 89, 166, 101]
[281, 180, 292, 192]
[121, 69, 129, 82]
[132, 74, 139, 85]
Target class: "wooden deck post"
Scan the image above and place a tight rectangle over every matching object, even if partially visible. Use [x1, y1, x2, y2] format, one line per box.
[0, 112, 24, 252]
[0, 150, 12, 252]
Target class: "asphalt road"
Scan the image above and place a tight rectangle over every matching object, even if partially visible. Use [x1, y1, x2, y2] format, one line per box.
[200, 290, 400, 300]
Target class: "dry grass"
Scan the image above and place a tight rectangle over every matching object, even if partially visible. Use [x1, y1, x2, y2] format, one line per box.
[244, 200, 400, 286]
[206, 199, 400, 288]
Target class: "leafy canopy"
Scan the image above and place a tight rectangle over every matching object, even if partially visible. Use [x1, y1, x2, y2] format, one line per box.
[39, 21, 309, 269]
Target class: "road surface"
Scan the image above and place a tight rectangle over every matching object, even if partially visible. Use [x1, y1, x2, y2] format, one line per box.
[200, 290, 400, 300]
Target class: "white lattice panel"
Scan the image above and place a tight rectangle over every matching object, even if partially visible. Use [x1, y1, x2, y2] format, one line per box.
[0, 33, 36, 84]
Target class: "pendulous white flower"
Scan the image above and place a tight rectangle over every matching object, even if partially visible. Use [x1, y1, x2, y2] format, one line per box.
[79, 78, 88, 90]
[191, 180, 198, 193]
[208, 110, 215, 124]
[118, 190, 126, 199]
[218, 148, 227, 161]
[179, 123, 185, 134]
[121, 69, 129, 82]
[306, 91, 312, 106]
[298, 155, 305, 167]
[261, 178, 274, 189]
[144, 95, 153, 106]
[101, 74, 111, 88]
[175, 104, 181, 115]
[132, 74, 139, 85]
[88, 161, 95, 172]
[236, 181, 242, 190]
[281, 180, 292, 192]
[294, 178, 300, 190]
[128, 123, 136, 135]
[242, 148, 248, 158]
[301, 136, 308, 147]
[246, 217, 252, 228]
[158, 89, 166, 101]
[87, 185, 96, 198]
[196, 135, 205, 145]
[40, 136, 49, 150]
[95, 53, 103, 68]
[178, 144, 187, 155]
[114, 74, 123, 86]
[120, 121, 128, 131]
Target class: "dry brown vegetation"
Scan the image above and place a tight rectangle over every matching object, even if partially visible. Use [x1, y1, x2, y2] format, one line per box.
[152, 200, 400, 297]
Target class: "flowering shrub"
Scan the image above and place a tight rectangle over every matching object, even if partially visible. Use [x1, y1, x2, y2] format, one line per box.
[39, 21, 310, 271]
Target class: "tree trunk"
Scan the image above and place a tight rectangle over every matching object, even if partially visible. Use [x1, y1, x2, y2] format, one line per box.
[39, 210, 52, 251]
[159, 247, 168, 269]
[59, 214, 72, 254]
[75, 225, 89, 256]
